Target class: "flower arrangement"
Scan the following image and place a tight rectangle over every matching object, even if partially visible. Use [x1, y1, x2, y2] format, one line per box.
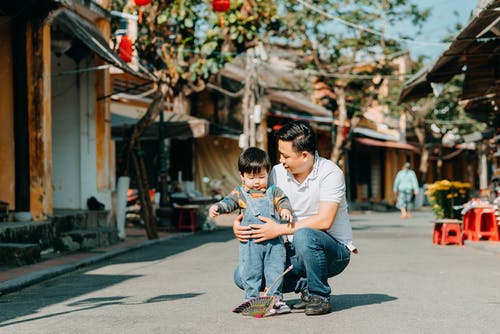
[426, 180, 471, 219]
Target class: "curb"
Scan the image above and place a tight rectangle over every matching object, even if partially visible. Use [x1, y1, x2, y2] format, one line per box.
[464, 240, 500, 254]
[0, 232, 191, 295]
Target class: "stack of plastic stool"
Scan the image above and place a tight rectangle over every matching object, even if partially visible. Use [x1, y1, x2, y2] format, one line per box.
[463, 207, 499, 241]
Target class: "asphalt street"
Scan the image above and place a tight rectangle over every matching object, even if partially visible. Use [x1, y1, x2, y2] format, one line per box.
[0, 209, 499, 334]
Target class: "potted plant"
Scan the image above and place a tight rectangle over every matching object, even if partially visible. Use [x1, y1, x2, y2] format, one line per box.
[425, 180, 471, 219]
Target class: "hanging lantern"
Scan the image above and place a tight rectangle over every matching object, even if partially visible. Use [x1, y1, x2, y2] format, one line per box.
[212, 0, 230, 12]
[118, 35, 133, 63]
[134, 0, 152, 24]
[134, 0, 152, 6]
[212, 0, 230, 27]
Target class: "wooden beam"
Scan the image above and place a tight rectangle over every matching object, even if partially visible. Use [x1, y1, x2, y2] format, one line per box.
[0, 19, 16, 210]
[26, 21, 52, 220]
[95, 18, 112, 191]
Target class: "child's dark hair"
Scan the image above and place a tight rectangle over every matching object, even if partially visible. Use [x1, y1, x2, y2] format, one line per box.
[238, 147, 271, 175]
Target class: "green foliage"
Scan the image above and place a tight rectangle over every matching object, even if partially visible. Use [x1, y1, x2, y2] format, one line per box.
[112, 0, 279, 93]
[111, 0, 432, 109]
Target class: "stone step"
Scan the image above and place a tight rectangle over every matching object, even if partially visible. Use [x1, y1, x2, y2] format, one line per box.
[52, 210, 112, 231]
[0, 242, 41, 266]
[56, 227, 118, 252]
[0, 221, 53, 249]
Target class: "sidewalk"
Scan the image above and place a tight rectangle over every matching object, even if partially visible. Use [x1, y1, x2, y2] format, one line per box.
[0, 227, 187, 295]
[1, 211, 499, 296]
[0, 213, 237, 295]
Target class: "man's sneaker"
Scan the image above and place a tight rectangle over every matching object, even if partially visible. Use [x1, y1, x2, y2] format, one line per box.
[265, 298, 291, 316]
[305, 295, 331, 316]
[291, 291, 310, 311]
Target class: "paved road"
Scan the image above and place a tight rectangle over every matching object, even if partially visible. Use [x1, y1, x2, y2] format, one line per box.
[0, 209, 499, 334]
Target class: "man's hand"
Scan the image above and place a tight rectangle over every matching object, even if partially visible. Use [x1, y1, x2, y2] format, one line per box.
[250, 216, 284, 243]
[233, 213, 251, 242]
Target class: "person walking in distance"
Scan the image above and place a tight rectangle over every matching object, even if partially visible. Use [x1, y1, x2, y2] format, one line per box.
[393, 162, 419, 219]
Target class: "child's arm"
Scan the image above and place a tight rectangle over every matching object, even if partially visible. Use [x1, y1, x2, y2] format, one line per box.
[272, 186, 294, 222]
[208, 205, 220, 218]
[280, 208, 293, 222]
[209, 188, 240, 217]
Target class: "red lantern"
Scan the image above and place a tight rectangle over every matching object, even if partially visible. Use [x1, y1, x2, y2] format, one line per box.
[134, 0, 152, 6]
[212, 0, 230, 12]
[118, 35, 133, 63]
[134, 0, 152, 23]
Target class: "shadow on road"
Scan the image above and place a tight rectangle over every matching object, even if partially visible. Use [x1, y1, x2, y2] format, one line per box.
[0, 292, 205, 328]
[0, 227, 233, 325]
[286, 293, 397, 312]
[332, 293, 397, 311]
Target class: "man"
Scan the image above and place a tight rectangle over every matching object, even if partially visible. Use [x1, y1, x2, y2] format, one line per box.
[233, 120, 356, 316]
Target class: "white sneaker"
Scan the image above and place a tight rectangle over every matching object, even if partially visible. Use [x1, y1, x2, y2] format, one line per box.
[266, 298, 291, 316]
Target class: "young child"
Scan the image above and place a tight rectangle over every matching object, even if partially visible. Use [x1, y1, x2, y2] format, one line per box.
[209, 147, 293, 315]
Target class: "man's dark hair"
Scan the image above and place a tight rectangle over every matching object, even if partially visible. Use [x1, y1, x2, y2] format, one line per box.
[275, 120, 317, 155]
[238, 147, 271, 174]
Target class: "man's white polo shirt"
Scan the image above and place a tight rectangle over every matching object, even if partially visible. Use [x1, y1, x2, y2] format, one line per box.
[269, 153, 353, 247]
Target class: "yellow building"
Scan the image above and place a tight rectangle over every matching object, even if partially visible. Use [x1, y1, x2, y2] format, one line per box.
[0, 1, 150, 221]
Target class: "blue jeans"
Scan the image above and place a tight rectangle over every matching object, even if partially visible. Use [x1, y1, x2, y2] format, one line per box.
[234, 228, 350, 299]
[238, 239, 285, 300]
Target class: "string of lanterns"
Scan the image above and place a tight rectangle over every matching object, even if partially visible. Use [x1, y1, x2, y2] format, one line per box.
[118, 0, 151, 63]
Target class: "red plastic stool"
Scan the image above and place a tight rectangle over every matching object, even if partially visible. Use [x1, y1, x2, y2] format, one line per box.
[441, 222, 462, 245]
[174, 204, 199, 232]
[463, 208, 499, 241]
[432, 219, 462, 245]
[462, 210, 476, 241]
[432, 222, 443, 245]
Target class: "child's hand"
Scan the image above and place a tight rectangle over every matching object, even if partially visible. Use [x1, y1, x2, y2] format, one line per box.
[209, 205, 219, 218]
[280, 209, 293, 222]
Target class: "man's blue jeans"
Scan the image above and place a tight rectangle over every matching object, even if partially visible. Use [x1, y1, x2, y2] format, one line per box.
[234, 228, 351, 299]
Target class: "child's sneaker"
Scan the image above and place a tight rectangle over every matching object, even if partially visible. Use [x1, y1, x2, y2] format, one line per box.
[265, 298, 291, 316]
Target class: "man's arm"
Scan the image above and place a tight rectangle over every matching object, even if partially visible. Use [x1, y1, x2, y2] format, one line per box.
[233, 213, 252, 242]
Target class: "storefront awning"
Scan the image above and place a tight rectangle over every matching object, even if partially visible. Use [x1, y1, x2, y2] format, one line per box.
[54, 9, 155, 81]
[111, 101, 209, 140]
[355, 137, 419, 152]
[352, 127, 400, 142]
[399, 0, 500, 103]
[398, 64, 434, 104]
[266, 90, 333, 122]
[220, 62, 333, 122]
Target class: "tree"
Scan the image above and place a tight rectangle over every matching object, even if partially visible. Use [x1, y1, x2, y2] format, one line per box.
[111, 0, 432, 237]
[273, 0, 430, 163]
[112, 0, 281, 238]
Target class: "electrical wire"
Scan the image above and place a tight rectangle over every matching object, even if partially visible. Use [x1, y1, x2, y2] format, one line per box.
[295, 0, 449, 47]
